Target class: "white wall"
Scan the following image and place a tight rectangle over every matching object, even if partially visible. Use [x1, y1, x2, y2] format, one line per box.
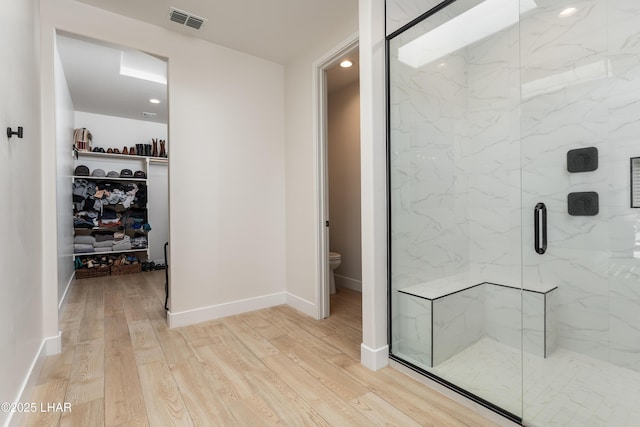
[284, 17, 359, 312]
[328, 81, 362, 290]
[359, 0, 389, 370]
[41, 0, 286, 326]
[74, 111, 168, 152]
[0, 0, 46, 425]
[54, 41, 76, 306]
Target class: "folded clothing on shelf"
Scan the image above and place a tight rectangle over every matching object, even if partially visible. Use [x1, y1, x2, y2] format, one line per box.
[74, 217, 96, 229]
[131, 236, 148, 249]
[112, 243, 132, 251]
[113, 234, 130, 243]
[112, 239, 132, 251]
[74, 235, 96, 245]
[74, 243, 94, 253]
[94, 233, 114, 242]
[93, 241, 114, 249]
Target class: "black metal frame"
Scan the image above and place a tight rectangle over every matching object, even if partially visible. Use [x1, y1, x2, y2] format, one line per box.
[390, 354, 522, 423]
[385, 1, 523, 424]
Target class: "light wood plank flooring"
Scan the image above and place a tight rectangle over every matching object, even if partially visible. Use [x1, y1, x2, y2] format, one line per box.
[23, 271, 497, 426]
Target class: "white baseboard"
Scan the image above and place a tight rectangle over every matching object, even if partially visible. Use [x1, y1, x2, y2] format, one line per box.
[389, 360, 519, 427]
[7, 333, 62, 427]
[335, 275, 362, 292]
[360, 343, 389, 371]
[58, 273, 74, 311]
[285, 293, 316, 318]
[167, 292, 287, 328]
[44, 331, 62, 356]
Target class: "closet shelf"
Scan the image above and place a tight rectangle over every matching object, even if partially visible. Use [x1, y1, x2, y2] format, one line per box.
[72, 175, 147, 182]
[74, 227, 148, 233]
[73, 248, 148, 257]
[77, 151, 168, 163]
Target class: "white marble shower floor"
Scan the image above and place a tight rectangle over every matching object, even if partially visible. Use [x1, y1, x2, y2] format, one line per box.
[397, 337, 640, 426]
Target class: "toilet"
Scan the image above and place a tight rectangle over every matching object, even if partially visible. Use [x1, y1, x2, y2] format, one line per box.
[329, 251, 342, 294]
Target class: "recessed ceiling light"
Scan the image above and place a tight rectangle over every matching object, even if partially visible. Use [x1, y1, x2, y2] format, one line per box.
[149, 98, 160, 104]
[340, 60, 353, 68]
[559, 7, 577, 17]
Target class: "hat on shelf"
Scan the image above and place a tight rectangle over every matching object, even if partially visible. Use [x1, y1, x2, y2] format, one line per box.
[133, 170, 146, 179]
[106, 171, 120, 178]
[74, 165, 90, 176]
[120, 168, 133, 178]
[91, 168, 106, 177]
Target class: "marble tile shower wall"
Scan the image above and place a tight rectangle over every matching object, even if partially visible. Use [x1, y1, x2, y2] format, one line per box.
[386, 0, 443, 35]
[389, 7, 471, 347]
[389, 11, 471, 294]
[465, 24, 522, 283]
[601, 0, 640, 373]
[520, 0, 640, 369]
[389, 0, 640, 372]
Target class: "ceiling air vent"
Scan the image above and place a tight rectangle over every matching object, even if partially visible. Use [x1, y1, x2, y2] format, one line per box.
[169, 7, 206, 30]
[142, 112, 157, 118]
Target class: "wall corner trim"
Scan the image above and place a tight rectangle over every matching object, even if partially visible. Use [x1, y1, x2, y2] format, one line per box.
[44, 331, 62, 356]
[167, 292, 287, 328]
[360, 343, 389, 370]
[6, 333, 61, 427]
[58, 273, 75, 311]
[285, 293, 317, 318]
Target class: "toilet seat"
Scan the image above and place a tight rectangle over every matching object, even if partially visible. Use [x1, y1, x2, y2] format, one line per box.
[329, 252, 341, 261]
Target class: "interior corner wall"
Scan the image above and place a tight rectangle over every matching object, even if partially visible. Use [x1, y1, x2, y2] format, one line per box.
[0, 0, 44, 424]
[328, 81, 362, 288]
[41, 0, 286, 324]
[284, 19, 359, 309]
[54, 42, 75, 306]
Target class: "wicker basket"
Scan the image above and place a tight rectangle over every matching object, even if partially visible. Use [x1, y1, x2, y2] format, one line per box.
[110, 263, 142, 276]
[75, 265, 110, 279]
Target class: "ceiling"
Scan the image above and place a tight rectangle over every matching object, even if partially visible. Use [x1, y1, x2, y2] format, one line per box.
[57, 33, 168, 124]
[75, 0, 359, 64]
[57, 1, 360, 125]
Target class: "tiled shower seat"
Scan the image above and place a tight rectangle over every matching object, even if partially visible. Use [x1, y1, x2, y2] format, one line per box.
[396, 274, 557, 367]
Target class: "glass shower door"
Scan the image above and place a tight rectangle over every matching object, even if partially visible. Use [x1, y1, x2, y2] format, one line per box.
[388, 0, 525, 421]
[519, 1, 640, 425]
[389, 0, 640, 424]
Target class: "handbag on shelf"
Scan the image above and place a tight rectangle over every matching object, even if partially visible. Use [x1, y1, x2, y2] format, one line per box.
[73, 128, 93, 152]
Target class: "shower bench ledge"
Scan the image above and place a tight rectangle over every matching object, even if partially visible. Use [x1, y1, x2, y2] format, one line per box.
[399, 274, 557, 301]
[396, 275, 558, 367]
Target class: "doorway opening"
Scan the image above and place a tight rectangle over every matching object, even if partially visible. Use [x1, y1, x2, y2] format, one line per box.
[314, 35, 359, 319]
[55, 31, 171, 313]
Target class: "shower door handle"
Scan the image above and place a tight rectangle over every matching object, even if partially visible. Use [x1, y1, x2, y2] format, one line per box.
[534, 203, 547, 255]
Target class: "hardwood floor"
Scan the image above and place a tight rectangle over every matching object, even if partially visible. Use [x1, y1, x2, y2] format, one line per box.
[23, 272, 497, 426]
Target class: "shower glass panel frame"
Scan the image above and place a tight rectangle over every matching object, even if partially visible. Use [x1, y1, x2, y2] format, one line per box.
[387, 0, 640, 425]
[387, 0, 525, 422]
